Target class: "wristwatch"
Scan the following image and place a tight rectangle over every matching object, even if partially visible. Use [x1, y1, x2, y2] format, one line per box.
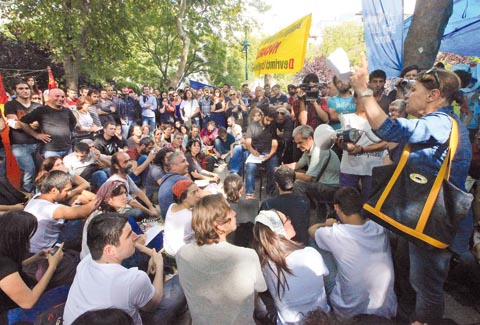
[357, 88, 373, 98]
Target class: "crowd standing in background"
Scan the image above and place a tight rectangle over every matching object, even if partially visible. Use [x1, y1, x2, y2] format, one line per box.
[0, 60, 479, 325]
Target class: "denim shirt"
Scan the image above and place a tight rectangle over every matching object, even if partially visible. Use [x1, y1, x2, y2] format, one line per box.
[374, 106, 472, 191]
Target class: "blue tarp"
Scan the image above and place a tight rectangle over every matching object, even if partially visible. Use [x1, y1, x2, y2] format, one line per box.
[404, 0, 480, 58]
[189, 80, 214, 90]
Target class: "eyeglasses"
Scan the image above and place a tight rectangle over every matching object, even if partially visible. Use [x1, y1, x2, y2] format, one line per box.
[422, 68, 442, 90]
[230, 93, 236, 96]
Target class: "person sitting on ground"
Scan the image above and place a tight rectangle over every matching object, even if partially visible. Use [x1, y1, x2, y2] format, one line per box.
[145, 147, 174, 203]
[213, 127, 236, 162]
[158, 152, 190, 219]
[185, 139, 220, 184]
[164, 131, 186, 153]
[308, 187, 397, 319]
[226, 116, 243, 142]
[164, 180, 201, 256]
[223, 173, 258, 247]
[181, 124, 205, 151]
[35, 156, 90, 204]
[23, 171, 98, 287]
[0, 211, 64, 324]
[260, 165, 310, 245]
[200, 120, 218, 148]
[63, 213, 186, 325]
[106, 152, 158, 221]
[176, 194, 267, 324]
[126, 125, 144, 148]
[253, 209, 330, 324]
[125, 137, 156, 186]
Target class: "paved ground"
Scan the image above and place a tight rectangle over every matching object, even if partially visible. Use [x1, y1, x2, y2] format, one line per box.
[171, 163, 480, 325]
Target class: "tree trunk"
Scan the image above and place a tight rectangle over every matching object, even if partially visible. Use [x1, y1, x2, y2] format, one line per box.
[63, 53, 81, 90]
[403, 0, 453, 69]
[170, 0, 190, 88]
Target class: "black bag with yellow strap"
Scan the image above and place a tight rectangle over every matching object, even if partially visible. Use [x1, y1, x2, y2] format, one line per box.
[363, 117, 473, 249]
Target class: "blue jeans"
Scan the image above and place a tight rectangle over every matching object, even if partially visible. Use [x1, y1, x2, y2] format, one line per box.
[142, 116, 156, 135]
[229, 145, 247, 174]
[339, 172, 372, 203]
[121, 120, 137, 139]
[213, 138, 229, 155]
[44, 148, 72, 159]
[140, 275, 187, 324]
[245, 153, 279, 196]
[11, 143, 40, 192]
[91, 168, 110, 190]
[0, 147, 5, 178]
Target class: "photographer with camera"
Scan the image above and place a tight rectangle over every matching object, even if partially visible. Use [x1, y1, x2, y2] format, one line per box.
[394, 64, 419, 99]
[296, 73, 330, 130]
[327, 76, 356, 130]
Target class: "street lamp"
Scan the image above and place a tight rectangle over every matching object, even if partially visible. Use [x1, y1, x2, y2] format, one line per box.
[242, 29, 250, 82]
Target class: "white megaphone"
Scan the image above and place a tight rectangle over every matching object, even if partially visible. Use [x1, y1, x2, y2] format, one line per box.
[314, 124, 363, 150]
[314, 124, 337, 150]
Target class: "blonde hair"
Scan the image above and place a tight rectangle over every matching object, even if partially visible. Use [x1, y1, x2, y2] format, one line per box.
[192, 194, 231, 246]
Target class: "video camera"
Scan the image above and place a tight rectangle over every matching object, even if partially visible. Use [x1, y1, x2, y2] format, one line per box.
[298, 83, 325, 102]
[314, 124, 362, 150]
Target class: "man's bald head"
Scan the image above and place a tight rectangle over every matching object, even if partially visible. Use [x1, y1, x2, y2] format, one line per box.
[47, 88, 66, 109]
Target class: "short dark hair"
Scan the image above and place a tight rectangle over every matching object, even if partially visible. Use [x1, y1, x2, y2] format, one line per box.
[399, 65, 419, 78]
[74, 142, 90, 153]
[87, 213, 129, 261]
[103, 121, 116, 129]
[72, 308, 134, 325]
[333, 187, 363, 217]
[186, 138, 202, 153]
[139, 137, 154, 147]
[274, 165, 295, 192]
[87, 89, 99, 96]
[302, 73, 319, 84]
[369, 69, 386, 81]
[40, 170, 71, 194]
[152, 147, 174, 166]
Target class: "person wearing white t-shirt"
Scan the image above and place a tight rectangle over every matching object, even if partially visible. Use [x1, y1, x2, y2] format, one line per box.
[63, 213, 186, 325]
[164, 180, 201, 256]
[338, 95, 388, 203]
[309, 187, 397, 320]
[252, 210, 330, 324]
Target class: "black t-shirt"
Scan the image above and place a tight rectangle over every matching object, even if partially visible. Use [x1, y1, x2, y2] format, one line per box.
[93, 134, 124, 156]
[260, 193, 311, 245]
[246, 121, 275, 153]
[0, 256, 35, 312]
[20, 105, 76, 151]
[4, 100, 38, 145]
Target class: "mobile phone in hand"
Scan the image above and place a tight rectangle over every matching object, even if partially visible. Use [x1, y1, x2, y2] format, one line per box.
[50, 243, 63, 255]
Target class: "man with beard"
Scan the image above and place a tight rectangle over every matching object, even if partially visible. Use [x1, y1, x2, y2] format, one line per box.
[86, 89, 102, 127]
[368, 69, 395, 114]
[126, 137, 156, 186]
[118, 87, 141, 139]
[107, 151, 158, 220]
[327, 76, 356, 130]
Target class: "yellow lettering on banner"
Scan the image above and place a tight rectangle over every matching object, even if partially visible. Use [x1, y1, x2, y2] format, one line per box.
[254, 14, 312, 76]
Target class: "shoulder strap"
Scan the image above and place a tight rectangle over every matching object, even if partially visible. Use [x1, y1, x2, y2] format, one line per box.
[315, 150, 332, 182]
[158, 173, 176, 188]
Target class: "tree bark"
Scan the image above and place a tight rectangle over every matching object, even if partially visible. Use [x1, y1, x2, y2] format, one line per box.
[63, 54, 81, 90]
[403, 0, 453, 69]
[170, 0, 190, 88]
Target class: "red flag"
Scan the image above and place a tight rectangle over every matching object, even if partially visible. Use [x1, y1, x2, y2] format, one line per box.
[47, 66, 58, 90]
[0, 73, 8, 104]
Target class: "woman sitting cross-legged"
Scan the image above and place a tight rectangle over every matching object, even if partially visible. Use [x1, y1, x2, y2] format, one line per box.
[252, 210, 330, 325]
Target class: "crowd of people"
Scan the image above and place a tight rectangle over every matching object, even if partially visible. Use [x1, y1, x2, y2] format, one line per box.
[0, 55, 479, 325]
